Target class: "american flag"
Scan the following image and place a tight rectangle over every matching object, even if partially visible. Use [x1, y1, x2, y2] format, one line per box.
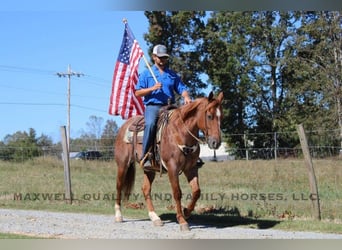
[108, 22, 144, 119]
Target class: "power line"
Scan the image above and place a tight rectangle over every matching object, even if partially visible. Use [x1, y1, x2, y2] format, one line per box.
[56, 65, 84, 150]
[0, 102, 65, 106]
[0, 64, 110, 88]
[0, 102, 108, 113]
[0, 83, 65, 96]
[72, 104, 107, 113]
[0, 83, 107, 100]
[81, 76, 110, 88]
[0, 64, 55, 75]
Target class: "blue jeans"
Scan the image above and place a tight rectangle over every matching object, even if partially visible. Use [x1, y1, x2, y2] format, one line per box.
[142, 105, 162, 158]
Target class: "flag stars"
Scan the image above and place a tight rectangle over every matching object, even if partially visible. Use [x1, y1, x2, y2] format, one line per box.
[118, 28, 134, 64]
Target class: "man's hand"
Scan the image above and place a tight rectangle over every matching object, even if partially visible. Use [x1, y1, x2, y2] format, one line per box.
[135, 82, 162, 97]
[182, 91, 192, 104]
[152, 82, 162, 91]
[183, 96, 192, 104]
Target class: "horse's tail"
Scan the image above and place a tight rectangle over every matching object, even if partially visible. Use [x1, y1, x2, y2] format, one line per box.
[115, 116, 141, 201]
[122, 119, 140, 201]
[122, 161, 136, 201]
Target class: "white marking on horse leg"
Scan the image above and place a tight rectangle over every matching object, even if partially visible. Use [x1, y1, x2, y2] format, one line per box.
[180, 223, 190, 231]
[115, 204, 123, 222]
[148, 211, 160, 221]
[148, 211, 163, 226]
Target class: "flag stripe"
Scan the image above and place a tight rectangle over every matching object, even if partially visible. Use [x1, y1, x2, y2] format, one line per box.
[108, 23, 144, 119]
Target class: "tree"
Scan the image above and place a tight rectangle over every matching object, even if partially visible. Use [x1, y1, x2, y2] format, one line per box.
[202, 11, 262, 151]
[202, 12, 311, 150]
[143, 11, 208, 98]
[101, 119, 118, 141]
[100, 119, 119, 160]
[1, 128, 52, 161]
[85, 115, 104, 139]
[36, 134, 53, 148]
[294, 11, 342, 148]
[75, 115, 104, 151]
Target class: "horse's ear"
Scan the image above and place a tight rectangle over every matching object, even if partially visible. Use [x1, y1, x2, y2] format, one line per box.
[217, 92, 224, 103]
[208, 91, 214, 101]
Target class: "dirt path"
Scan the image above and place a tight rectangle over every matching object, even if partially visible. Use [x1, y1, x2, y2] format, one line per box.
[0, 208, 341, 239]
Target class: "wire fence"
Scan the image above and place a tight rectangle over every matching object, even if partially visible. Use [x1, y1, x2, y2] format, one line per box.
[0, 145, 115, 162]
[225, 128, 341, 160]
[0, 128, 341, 162]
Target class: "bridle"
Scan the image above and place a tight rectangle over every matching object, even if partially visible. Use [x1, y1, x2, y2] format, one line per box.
[177, 102, 211, 145]
[166, 97, 222, 156]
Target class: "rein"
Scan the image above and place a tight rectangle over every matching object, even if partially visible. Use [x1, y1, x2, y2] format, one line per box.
[181, 120, 206, 144]
[177, 104, 208, 145]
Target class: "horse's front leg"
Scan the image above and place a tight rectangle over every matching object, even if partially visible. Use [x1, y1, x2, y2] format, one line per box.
[142, 171, 163, 226]
[183, 167, 201, 219]
[168, 169, 190, 231]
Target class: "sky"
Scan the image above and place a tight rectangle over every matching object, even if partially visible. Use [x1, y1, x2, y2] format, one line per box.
[0, 10, 151, 142]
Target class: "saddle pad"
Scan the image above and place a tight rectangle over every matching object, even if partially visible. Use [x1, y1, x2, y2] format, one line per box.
[123, 129, 144, 144]
[123, 116, 144, 144]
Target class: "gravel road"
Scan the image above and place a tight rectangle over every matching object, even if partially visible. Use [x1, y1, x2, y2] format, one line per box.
[0, 208, 341, 239]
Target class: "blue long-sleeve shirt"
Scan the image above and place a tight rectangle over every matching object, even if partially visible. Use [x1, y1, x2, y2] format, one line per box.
[136, 65, 188, 105]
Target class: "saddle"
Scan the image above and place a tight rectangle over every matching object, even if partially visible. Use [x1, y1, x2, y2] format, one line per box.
[124, 105, 177, 174]
[125, 116, 145, 144]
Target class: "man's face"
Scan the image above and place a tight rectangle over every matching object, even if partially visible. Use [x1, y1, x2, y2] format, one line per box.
[153, 54, 169, 68]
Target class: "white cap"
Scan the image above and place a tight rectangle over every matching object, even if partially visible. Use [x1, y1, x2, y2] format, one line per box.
[152, 44, 169, 57]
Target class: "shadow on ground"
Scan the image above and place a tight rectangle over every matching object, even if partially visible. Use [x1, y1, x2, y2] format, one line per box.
[160, 211, 280, 230]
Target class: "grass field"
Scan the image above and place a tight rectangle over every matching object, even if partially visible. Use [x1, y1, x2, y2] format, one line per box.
[0, 233, 47, 239]
[0, 157, 342, 234]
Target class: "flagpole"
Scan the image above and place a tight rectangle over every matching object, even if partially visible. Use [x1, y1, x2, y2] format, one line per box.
[142, 54, 158, 83]
[123, 18, 158, 84]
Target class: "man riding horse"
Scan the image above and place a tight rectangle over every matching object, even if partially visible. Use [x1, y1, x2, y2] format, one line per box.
[135, 44, 192, 171]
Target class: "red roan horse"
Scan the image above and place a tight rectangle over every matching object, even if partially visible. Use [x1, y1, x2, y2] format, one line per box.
[114, 91, 224, 231]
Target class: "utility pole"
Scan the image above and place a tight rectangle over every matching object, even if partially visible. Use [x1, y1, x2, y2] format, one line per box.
[56, 65, 84, 151]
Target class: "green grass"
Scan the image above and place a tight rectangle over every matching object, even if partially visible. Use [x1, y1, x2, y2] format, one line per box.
[0, 157, 342, 235]
[0, 233, 48, 239]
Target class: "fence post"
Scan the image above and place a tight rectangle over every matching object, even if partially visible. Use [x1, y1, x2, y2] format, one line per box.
[244, 132, 249, 160]
[60, 126, 72, 204]
[274, 132, 277, 161]
[296, 124, 321, 220]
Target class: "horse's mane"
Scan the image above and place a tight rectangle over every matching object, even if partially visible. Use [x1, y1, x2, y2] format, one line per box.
[177, 94, 222, 121]
[178, 97, 206, 121]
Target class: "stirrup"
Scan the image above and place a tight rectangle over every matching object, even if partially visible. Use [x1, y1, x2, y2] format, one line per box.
[139, 152, 152, 169]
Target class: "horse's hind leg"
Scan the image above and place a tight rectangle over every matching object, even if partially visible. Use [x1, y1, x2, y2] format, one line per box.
[142, 171, 163, 226]
[115, 160, 136, 222]
[114, 165, 126, 222]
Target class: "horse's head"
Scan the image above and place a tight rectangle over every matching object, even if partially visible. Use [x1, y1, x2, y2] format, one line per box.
[200, 91, 224, 149]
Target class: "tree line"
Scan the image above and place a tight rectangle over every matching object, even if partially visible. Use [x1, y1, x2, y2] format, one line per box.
[143, 11, 341, 153]
[0, 116, 119, 161]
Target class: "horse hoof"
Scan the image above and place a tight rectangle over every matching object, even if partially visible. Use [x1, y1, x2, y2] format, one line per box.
[183, 208, 191, 219]
[152, 219, 164, 227]
[115, 216, 123, 223]
[179, 223, 190, 231]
